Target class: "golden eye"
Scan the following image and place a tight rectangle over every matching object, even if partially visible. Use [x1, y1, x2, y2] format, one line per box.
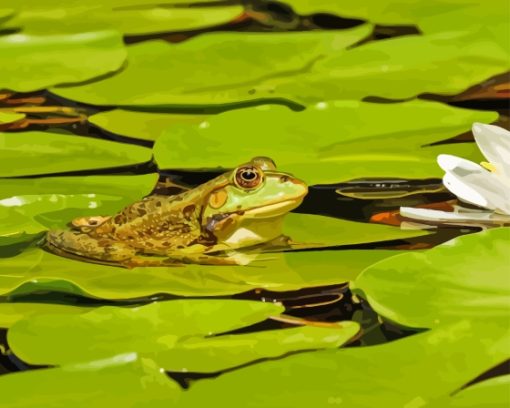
[235, 165, 263, 189]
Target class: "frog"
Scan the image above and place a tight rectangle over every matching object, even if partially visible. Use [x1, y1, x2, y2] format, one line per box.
[44, 157, 308, 268]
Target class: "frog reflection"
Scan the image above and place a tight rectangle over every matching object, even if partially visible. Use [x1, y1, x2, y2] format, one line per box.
[45, 157, 307, 268]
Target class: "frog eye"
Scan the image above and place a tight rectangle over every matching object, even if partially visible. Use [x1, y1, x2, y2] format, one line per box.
[235, 165, 263, 189]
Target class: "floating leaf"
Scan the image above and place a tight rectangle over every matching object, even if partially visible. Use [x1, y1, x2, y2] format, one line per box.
[0, 31, 126, 92]
[8, 299, 284, 365]
[51, 29, 509, 107]
[155, 323, 360, 373]
[153, 100, 496, 184]
[7, 301, 359, 372]
[0, 194, 129, 234]
[0, 302, 90, 328]
[177, 320, 510, 408]
[0, 174, 158, 201]
[0, 131, 151, 177]
[51, 26, 372, 107]
[426, 375, 510, 408]
[0, 353, 180, 407]
[284, 0, 506, 27]
[89, 109, 207, 142]
[285, 213, 428, 246]
[4, 0, 243, 36]
[352, 228, 510, 328]
[0, 247, 397, 299]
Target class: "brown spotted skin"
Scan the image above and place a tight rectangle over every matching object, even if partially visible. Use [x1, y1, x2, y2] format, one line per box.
[44, 157, 308, 267]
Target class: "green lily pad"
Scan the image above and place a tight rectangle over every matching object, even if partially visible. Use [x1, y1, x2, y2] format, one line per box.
[276, 30, 510, 104]
[0, 353, 181, 407]
[89, 109, 207, 142]
[7, 300, 359, 372]
[352, 228, 510, 328]
[0, 246, 397, 299]
[8, 299, 284, 365]
[0, 209, 426, 298]
[0, 174, 157, 246]
[427, 375, 510, 408]
[284, 0, 505, 27]
[0, 131, 151, 177]
[155, 322, 360, 373]
[0, 232, 392, 298]
[0, 302, 90, 328]
[178, 320, 510, 408]
[285, 213, 428, 246]
[0, 194, 130, 234]
[0, 174, 158, 201]
[0, 8, 14, 24]
[0, 30, 126, 92]
[0, 110, 25, 124]
[4, 1, 243, 36]
[153, 100, 496, 184]
[50, 26, 372, 108]
[52, 29, 509, 107]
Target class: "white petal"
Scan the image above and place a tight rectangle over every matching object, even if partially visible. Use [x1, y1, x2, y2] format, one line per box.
[400, 207, 510, 223]
[437, 154, 481, 174]
[443, 172, 510, 215]
[472, 123, 510, 178]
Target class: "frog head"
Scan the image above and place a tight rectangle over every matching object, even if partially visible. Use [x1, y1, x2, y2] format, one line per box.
[201, 157, 308, 249]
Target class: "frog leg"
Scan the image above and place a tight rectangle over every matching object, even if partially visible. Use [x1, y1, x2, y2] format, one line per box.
[121, 251, 259, 268]
[45, 230, 136, 263]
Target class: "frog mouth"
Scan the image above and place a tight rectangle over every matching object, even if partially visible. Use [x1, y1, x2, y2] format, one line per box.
[243, 199, 303, 218]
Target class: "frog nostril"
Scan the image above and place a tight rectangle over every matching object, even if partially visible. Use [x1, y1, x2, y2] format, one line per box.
[280, 176, 290, 183]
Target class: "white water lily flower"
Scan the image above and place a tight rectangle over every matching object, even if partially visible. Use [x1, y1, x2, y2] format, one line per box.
[401, 123, 510, 225]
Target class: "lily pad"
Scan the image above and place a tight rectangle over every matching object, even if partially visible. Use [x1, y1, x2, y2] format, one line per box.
[0, 30, 126, 92]
[50, 26, 372, 108]
[285, 213, 428, 246]
[0, 131, 151, 177]
[155, 323, 360, 373]
[0, 353, 181, 407]
[0, 174, 158, 201]
[153, 100, 496, 184]
[89, 109, 207, 142]
[0, 110, 25, 125]
[0, 194, 130, 235]
[51, 29, 509, 107]
[352, 228, 510, 328]
[4, 1, 243, 36]
[426, 375, 510, 408]
[8, 302, 360, 372]
[0, 246, 397, 299]
[8, 299, 284, 365]
[284, 0, 506, 27]
[177, 320, 510, 408]
[0, 302, 90, 328]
